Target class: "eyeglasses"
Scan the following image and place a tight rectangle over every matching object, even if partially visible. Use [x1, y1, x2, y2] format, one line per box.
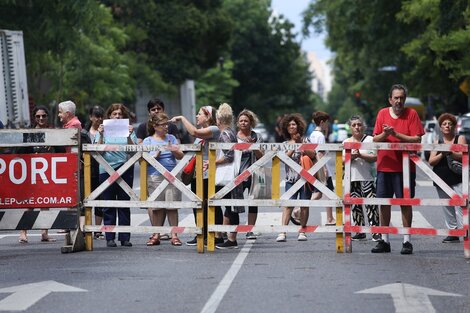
[351, 123, 363, 127]
[35, 114, 48, 119]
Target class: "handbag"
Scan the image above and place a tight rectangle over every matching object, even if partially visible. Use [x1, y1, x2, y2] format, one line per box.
[181, 139, 204, 185]
[181, 157, 196, 185]
[300, 154, 326, 185]
[215, 150, 241, 186]
[446, 155, 462, 175]
[249, 167, 272, 199]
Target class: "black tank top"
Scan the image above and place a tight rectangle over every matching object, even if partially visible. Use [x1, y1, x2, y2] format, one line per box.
[432, 136, 461, 187]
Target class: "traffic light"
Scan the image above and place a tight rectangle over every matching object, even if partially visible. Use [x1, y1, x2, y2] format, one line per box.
[354, 91, 362, 105]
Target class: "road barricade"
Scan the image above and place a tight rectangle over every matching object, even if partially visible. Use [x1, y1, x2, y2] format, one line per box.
[81, 143, 205, 252]
[206, 142, 345, 252]
[0, 128, 83, 253]
[343, 142, 469, 258]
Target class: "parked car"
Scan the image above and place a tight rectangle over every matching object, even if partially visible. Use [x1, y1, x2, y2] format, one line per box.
[328, 123, 349, 143]
[421, 119, 439, 160]
[458, 118, 470, 144]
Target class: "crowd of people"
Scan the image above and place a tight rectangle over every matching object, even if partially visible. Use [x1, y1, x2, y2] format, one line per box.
[3, 83, 466, 254]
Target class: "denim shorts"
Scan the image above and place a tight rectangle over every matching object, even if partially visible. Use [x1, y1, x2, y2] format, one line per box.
[285, 181, 312, 200]
[376, 171, 416, 198]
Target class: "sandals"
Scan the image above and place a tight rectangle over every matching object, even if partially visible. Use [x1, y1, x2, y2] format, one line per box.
[171, 237, 182, 246]
[41, 237, 57, 242]
[19, 237, 28, 244]
[146, 237, 160, 246]
[160, 233, 172, 240]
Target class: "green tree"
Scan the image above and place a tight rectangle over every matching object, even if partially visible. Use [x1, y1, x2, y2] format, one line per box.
[303, 0, 470, 117]
[0, 0, 135, 115]
[223, 0, 319, 128]
[103, 0, 233, 85]
[195, 59, 239, 107]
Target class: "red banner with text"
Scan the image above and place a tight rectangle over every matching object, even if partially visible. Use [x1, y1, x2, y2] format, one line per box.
[0, 153, 78, 208]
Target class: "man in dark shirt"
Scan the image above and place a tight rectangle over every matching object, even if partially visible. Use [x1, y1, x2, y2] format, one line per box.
[136, 98, 180, 143]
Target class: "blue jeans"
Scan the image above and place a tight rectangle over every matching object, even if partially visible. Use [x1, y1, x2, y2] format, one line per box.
[99, 168, 133, 242]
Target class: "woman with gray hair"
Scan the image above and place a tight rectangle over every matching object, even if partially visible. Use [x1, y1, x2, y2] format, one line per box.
[342, 115, 380, 241]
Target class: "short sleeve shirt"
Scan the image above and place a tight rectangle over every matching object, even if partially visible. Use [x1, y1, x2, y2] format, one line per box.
[143, 134, 179, 176]
[373, 107, 424, 172]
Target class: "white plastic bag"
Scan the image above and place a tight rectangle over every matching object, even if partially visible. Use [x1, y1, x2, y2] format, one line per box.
[249, 167, 272, 199]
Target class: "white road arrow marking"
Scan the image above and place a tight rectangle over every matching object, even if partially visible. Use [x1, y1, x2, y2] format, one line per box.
[356, 283, 461, 313]
[0, 280, 87, 311]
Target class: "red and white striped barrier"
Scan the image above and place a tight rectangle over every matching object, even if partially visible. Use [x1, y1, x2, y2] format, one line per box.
[207, 142, 344, 252]
[209, 224, 341, 234]
[343, 141, 469, 258]
[84, 225, 201, 235]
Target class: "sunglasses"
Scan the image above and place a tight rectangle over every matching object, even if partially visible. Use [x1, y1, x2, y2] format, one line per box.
[35, 114, 48, 119]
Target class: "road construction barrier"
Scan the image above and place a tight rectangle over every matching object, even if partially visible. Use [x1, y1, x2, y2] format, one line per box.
[206, 142, 345, 252]
[81, 143, 204, 252]
[343, 142, 469, 258]
[0, 128, 83, 253]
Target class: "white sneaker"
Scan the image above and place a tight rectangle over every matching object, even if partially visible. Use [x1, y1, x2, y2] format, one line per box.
[276, 233, 286, 242]
[298, 232, 307, 241]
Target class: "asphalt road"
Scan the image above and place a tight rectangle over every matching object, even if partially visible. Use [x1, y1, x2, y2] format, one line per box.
[1, 165, 469, 312]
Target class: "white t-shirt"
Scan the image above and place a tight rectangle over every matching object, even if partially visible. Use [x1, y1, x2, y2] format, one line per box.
[342, 135, 376, 181]
[309, 130, 332, 177]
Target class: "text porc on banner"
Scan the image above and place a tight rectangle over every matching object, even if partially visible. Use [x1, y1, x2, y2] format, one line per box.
[0, 153, 78, 208]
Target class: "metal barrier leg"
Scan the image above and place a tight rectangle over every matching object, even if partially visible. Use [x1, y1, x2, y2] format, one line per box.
[335, 151, 344, 253]
[61, 228, 86, 253]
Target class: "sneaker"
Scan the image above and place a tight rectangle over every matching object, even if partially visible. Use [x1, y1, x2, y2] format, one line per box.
[400, 241, 413, 255]
[203, 237, 224, 247]
[246, 232, 257, 240]
[216, 240, 238, 250]
[276, 233, 286, 242]
[371, 240, 391, 253]
[371, 233, 382, 242]
[442, 236, 460, 243]
[94, 232, 105, 240]
[351, 233, 367, 241]
[120, 240, 132, 247]
[106, 240, 117, 248]
[186, 236, 197, 246]
[297, 232, 307, 241]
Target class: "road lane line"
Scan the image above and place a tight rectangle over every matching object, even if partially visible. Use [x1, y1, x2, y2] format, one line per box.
[200, 240, 254, 313]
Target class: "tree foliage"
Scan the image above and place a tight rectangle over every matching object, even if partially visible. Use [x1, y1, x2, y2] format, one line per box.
[303, 0, 470, 118]
[104, 0, 233, 85]
[223, 0, 320, 128]
[1, 0, 319, 128]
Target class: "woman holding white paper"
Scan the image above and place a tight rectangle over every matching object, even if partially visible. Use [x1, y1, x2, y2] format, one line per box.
[95, 103, 137, 248]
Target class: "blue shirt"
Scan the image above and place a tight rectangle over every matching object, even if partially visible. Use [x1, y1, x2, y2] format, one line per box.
[94, 131, 138, 174]
[143, 134, 178, 176]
